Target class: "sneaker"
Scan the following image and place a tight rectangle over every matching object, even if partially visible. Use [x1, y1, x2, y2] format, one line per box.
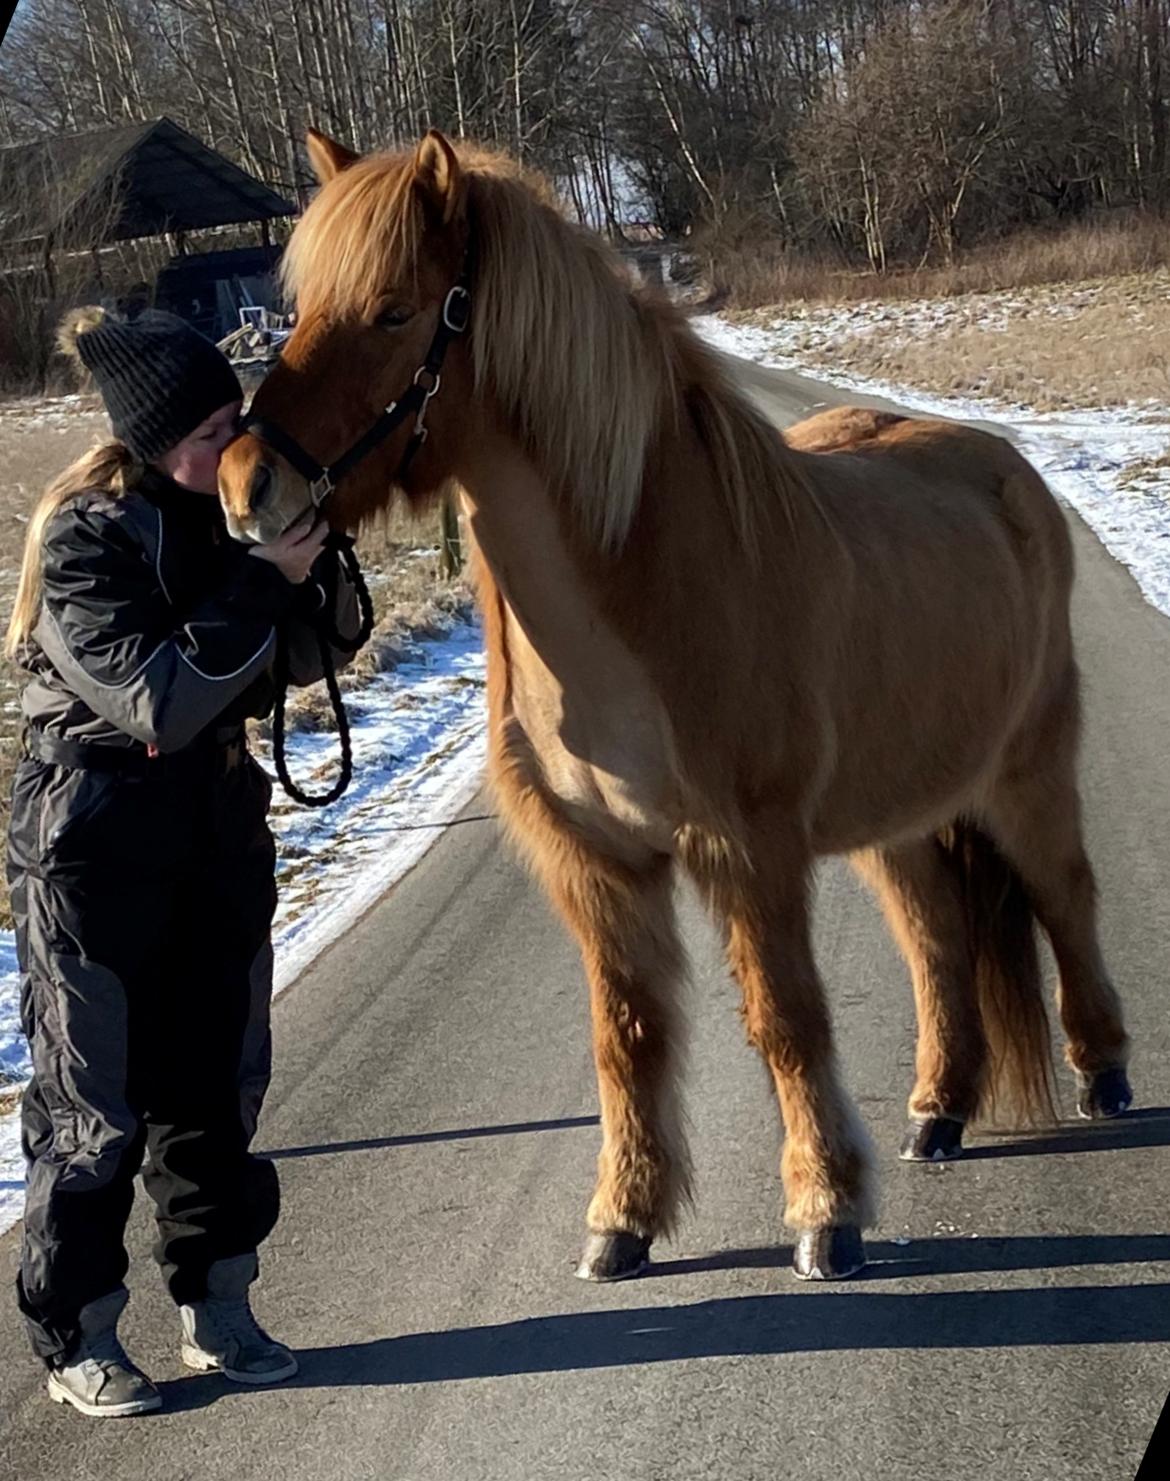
[179, 1254, 298, 1385]
[46, 1288, 162, 1418]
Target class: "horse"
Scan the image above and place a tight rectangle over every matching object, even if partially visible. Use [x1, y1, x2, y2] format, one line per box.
[219, 130, 1133, 1283]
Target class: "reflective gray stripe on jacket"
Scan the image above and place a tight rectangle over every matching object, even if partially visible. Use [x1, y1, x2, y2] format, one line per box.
[18, 481, 361, 752]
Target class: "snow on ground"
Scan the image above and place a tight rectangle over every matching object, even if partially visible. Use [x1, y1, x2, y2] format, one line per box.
[0, 392, 100, 434]
[0, 614, 487, 1236]
[695, 311, 1170, 620]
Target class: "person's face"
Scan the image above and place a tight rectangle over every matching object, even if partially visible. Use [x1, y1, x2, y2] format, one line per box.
[156, 400, 243, 495]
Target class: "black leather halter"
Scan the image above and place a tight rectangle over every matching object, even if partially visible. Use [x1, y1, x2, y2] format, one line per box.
[240, 268, 470, 809]
[241, 273, 472, 509]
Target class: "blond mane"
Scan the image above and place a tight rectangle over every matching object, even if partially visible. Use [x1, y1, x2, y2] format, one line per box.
[283, 143, 804, 553]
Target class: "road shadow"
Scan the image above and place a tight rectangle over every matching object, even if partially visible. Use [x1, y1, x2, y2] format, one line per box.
[160, 1280, 1170, 1410]
[962, 1107, 1170, 1161]
[261, 1109, 1170, 1166]
[260, 1114, 600, 1161]
[647, 1231, 1170, 1279]
[383, 812, 497, 834]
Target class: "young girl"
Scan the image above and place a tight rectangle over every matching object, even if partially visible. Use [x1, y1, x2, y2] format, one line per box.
[6, 306, 358, 1417]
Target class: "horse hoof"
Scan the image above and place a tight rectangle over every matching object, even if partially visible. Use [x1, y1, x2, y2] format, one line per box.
[899, 1116, 965, 1162]
[575, 1231, 651, 1282]
[1076, 1067, 1133, 1120]
[792, 1225, 866, 1281]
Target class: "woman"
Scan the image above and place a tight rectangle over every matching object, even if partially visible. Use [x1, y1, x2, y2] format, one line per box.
[5, 306, 358, 1417]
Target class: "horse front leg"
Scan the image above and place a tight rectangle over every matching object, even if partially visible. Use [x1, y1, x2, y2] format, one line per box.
[566, 848, 690, 1279]
[706, 834, 875, 1280]
[514, 794, 690, 1280]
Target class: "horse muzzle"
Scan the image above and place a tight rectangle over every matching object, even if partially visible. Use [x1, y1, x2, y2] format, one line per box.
[219, 435, 309, 545]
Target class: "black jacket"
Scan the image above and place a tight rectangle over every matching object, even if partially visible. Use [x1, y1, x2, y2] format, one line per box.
[17, 468, 360, 754]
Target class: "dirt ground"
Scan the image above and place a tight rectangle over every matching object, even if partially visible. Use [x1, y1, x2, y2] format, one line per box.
[0, 395, 473, 927]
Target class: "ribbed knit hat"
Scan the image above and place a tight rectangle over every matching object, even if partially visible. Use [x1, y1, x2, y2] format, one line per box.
[57, 306, 243, 462]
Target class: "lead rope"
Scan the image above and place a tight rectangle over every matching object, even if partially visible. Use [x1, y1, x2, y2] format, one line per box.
[271, 534, 375, 808]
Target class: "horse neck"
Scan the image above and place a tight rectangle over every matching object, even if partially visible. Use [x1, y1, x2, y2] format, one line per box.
[455, 383, 828, 710]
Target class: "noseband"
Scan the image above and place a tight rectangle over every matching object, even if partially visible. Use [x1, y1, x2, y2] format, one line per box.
[241, 270, 472, 511]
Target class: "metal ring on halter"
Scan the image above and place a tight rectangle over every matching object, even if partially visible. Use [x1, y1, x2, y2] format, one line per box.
[309, 472, 335, 507]
[413, 366, 442, 397]
[442, 285, 471, 332]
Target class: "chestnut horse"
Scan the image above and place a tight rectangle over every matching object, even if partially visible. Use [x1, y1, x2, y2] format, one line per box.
[220, 131, 1132, 1282]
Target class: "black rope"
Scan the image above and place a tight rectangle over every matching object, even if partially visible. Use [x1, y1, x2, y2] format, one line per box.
[271, 534, 375, 808]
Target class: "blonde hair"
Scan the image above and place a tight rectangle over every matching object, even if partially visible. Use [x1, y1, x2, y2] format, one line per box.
[5, 441, 143, 657]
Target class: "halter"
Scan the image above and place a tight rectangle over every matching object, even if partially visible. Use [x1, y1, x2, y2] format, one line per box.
[240, 270, 472, 511]
[241, 265, 471, 808]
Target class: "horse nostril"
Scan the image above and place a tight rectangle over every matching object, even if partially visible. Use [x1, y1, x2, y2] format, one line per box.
[248, 463, 274, 514]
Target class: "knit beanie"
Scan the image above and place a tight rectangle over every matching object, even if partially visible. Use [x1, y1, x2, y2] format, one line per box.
[57, 306, 243, 463]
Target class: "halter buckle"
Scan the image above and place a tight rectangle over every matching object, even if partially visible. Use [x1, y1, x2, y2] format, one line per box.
[309, 472, 335, 507]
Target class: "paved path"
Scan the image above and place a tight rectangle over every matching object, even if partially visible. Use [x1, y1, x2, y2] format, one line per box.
[1, 360, 1166, 1481]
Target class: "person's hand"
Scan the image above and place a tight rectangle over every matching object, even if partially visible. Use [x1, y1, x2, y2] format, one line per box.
[247, 512, 329, 584]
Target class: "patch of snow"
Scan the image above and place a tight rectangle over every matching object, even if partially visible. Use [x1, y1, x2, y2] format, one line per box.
[0, 616, 487, 1236]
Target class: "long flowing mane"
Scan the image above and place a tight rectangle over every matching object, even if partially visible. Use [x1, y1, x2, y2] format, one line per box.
[283, 143, 806, 553]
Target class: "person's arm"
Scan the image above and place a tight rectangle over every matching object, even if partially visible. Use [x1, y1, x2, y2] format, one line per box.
[282, 540, 365, 688]
[37, 501, 298, 752]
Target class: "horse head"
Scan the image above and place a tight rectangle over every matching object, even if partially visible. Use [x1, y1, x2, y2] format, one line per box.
[219, 129, 474, 544]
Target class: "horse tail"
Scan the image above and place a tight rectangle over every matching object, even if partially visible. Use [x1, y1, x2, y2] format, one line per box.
[941, 822, 1057, 1126]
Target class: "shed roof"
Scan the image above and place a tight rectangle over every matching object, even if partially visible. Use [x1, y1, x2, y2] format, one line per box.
[0, 116, 294, 251]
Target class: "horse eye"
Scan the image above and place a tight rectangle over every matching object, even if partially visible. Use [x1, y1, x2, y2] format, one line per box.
[376, 306, 414, 329]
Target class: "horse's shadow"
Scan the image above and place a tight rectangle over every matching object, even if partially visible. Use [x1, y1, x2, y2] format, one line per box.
[173, 1113, 1170, 1410]
[961, 1106, 1170, 1160]
[647, 1230, 1170, 1279]
[162, 1260, 1170, 1409]
[257, 1106, 1170, 1164]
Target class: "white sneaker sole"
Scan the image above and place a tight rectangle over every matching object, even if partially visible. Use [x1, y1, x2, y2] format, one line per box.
[47, 1371, 162, 1418]
[180, 1343, 299, 1385]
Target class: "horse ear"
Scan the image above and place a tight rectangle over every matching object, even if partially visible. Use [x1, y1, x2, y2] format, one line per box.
[412, 130, 463, 225]
[306, 129, 359, 185]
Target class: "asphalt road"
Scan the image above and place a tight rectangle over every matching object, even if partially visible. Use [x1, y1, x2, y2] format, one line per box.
[1, 360, 1168, 1481]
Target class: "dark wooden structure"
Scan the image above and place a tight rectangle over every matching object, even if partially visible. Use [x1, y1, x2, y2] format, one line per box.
[0, 117, 295, 339]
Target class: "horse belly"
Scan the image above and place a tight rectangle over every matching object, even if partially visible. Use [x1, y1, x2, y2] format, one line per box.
[810, 620, 1031, 854]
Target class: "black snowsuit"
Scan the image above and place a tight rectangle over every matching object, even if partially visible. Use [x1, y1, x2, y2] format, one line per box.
[7, 467, 358, 1365]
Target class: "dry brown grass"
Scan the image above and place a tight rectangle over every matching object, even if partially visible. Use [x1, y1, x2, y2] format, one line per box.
[718, 214, 1170, 310]
[727, 268, 1170, 413]
[0, 400, 472, 926]
[826, 277, 1170, 412]
[1116, 447, 1170, 487]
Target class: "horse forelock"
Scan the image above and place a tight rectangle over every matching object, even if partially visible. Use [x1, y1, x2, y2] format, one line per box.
[281, 152, 423, 321]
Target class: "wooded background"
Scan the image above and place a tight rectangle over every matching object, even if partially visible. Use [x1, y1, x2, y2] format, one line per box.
[1, 1, 1167, 269]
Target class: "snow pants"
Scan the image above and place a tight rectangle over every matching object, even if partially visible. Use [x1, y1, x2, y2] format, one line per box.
[7, 730, 280, 1365]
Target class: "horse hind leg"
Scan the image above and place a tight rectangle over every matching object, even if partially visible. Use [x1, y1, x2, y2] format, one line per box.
[853, 840, 986, 1163]
[984, 763, 1131, 1120]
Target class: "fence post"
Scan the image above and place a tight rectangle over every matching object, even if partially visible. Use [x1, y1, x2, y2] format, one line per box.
[438, 494, 463, 579]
